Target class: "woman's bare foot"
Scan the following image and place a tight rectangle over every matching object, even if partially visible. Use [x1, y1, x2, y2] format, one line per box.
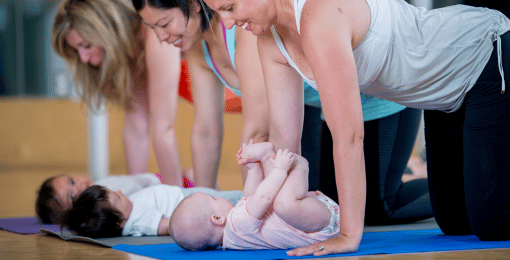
[402, 156, 428, 182]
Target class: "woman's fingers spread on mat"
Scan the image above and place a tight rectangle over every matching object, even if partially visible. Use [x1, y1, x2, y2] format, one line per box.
[286, 242, 327, 256]
[286, 236, 359, 256]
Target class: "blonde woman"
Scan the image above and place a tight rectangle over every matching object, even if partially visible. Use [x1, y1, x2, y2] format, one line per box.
[53, 0, 185, 186]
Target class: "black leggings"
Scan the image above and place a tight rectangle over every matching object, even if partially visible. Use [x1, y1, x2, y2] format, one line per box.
[318, 107, 433, 225]
[424, 31, 510, 240]
[301, 105, 323, 191]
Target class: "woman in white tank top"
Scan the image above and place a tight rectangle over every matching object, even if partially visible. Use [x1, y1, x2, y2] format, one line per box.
[203, 0, 510, 256]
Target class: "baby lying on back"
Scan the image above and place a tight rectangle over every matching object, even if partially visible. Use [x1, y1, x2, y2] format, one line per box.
[61, 184, 242, 238]
[169, 141, 340, 250]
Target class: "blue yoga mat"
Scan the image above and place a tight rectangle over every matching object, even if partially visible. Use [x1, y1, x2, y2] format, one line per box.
[112, 229, 510, 259]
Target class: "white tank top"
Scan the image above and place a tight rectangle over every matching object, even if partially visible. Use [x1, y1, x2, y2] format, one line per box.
[290, 0, 510, 112]
[271, 26, 407, 121]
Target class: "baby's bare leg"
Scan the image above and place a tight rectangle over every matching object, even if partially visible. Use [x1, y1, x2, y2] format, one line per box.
[273, 153, 331, 233]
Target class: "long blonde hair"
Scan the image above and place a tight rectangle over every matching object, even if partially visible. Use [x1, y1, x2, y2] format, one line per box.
[53, 0, 146, 109]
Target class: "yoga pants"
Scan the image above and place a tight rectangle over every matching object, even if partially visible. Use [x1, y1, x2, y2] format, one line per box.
[424, 31, 510, 240]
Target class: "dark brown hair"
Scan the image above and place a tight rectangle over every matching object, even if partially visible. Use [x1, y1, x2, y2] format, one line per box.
[35, 175, 65, 224]
[132, 0, 214, 32]
[61, 185, 124, 238]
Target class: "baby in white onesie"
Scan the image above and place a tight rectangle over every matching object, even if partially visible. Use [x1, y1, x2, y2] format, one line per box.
[61, 184, 242, 238]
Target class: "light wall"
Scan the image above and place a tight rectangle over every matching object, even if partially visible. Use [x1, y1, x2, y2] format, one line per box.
[0, 97, 244, 218]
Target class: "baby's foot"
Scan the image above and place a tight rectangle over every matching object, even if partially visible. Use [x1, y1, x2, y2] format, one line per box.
[236, 146, 245, 165]
[236, 140, 253, 165]
[237, 140, 262, 169]
[238, 141, 275, 165]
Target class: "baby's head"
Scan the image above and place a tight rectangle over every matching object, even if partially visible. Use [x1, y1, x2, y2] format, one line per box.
[35, 174, 94, 224]
[61, 185, 133, 238]
[169, 192, 233, 251]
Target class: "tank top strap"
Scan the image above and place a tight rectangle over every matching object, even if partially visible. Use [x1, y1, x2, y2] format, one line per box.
[294, 0, 307, 34]
[201, 24, 241, 97]
[270, 26, 316, 88]
[224, 22, 236, 69]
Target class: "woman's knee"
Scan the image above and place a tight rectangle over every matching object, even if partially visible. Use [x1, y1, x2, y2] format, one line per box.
[435, 217, 472, 236]
[470, 208, 510, 241]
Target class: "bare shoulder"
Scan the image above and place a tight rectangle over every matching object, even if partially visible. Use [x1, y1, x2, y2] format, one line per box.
[143, 28, 159, 54]
[300, 0, 370, 47]
[257, 28, 290, 66]
[144, 26, 168, 54]
[235, 27, 259, 63]
[235, 26, 257, 47]
[185, 38, 210, 71]
[257, 28, 277, 50]
[144, 28, 180, 63]
[185, 37, 224, 90]
[301, 0, 369, 21]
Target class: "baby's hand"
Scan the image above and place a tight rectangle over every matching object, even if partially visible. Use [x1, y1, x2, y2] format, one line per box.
[271, 149, 294, 172]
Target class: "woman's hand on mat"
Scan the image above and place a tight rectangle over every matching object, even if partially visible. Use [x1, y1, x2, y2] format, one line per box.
[286, 235, 360, 256]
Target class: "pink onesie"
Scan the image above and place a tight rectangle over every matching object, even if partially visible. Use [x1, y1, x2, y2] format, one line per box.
[222, 194, 340, 250]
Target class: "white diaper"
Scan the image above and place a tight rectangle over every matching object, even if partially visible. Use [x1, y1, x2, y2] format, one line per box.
[315, 193, 340, 235]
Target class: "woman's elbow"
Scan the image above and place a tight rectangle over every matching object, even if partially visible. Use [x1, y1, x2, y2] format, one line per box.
[333, 127, 364, 148]
[353, 128, 365, 144]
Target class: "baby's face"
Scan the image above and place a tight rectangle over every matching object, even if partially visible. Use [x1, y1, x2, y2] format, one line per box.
[106, 188, 133, 222]
[52, 175, 94, 209]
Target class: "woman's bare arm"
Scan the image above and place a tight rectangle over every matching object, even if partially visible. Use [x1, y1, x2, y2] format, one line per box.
[123, 87, 151, 177]
[257, 30, 305, 154]
[288, 0, 367, 256]
[235, 28, 272, 183]
[145, 29, 183, 186]
[186, 41, 226, 188]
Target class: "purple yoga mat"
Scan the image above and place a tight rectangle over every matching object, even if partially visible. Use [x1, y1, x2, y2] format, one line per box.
[0, 217, 61, 234]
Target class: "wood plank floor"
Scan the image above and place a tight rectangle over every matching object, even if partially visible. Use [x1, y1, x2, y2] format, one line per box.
[2, 230, 510, 260]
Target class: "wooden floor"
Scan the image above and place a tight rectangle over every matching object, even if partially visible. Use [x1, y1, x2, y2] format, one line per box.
[1, 230, 510, 260]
